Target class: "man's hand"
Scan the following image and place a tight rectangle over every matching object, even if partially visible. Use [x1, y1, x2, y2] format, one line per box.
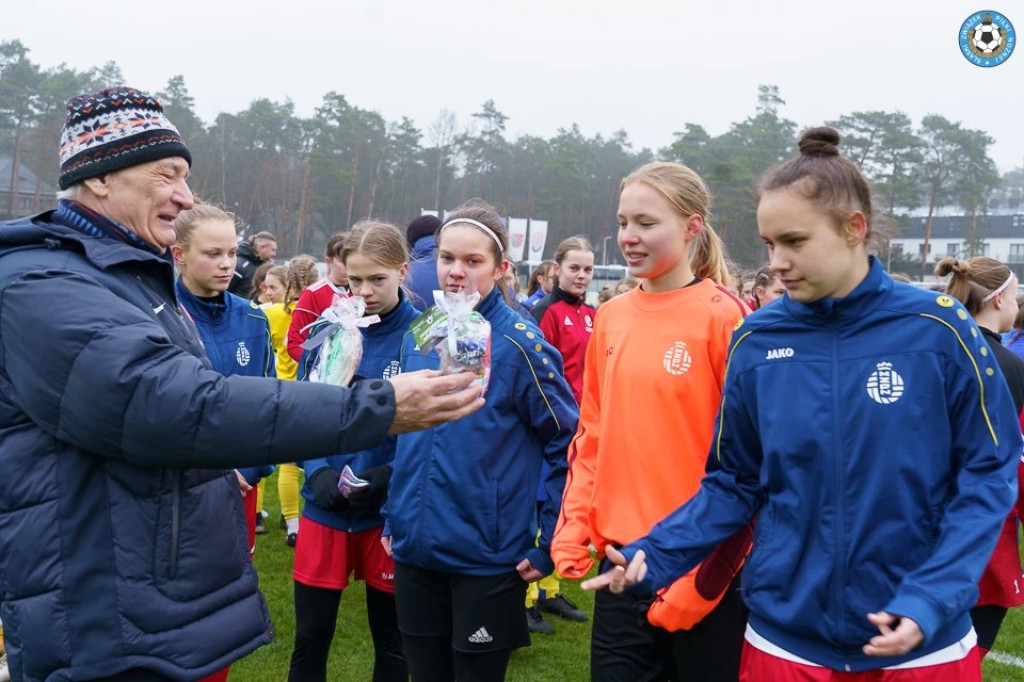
[387, 370, 484, 435]
[581, 546, 647, 594]
[862, 612, 923, 657]
[381, 535, 393, 557]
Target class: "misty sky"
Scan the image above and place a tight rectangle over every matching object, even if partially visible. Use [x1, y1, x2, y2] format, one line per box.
[5, 0, 1022, 172]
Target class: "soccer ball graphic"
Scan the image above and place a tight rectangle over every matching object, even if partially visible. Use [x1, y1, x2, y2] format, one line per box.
[972, 17, 1004, 56]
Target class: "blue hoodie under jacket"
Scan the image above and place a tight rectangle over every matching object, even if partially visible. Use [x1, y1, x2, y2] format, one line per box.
[385, 287, 579, 576]
[623, 258, 1021, 672]
[0, 211, 394, 682]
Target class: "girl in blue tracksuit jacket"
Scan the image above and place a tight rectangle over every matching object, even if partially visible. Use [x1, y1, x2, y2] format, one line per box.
[172, 205, 277, 550]
[291, 222, 416, 682]
[384, 204, 579, 682]
[585, 128, 1021, 681]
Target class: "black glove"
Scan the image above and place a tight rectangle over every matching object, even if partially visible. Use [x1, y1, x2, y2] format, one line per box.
[348, 465, 393, 509]
[309, 467, 348, 511]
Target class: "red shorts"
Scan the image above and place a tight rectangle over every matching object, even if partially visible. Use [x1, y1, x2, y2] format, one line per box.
[739, 641, 981, 682]
[977, 516, 1024, 607]
[292, 517, 395, 593]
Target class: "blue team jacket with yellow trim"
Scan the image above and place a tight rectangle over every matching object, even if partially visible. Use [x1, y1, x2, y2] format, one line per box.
[384, 286, 579, 576]
[298, 292, 420, 532]
[175, 279, 276, 484]
[625, 257, 1020, 672]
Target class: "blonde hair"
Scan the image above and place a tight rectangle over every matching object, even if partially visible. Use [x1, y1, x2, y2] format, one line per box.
[174, 203, 239, 248]
[341, 220, 409, 270]
[265, 265, 288, 289]
[935, 256, 1014, 316]
[690, 227, 730, 286]
[621, 162, 730, 284]
[284, 255, 319, 313]
[554, 235, 594, 264]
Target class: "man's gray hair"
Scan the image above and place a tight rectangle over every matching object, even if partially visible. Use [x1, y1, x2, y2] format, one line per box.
[56, 184, 83, 201]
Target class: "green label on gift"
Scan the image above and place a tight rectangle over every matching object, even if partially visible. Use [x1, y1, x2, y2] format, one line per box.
[410, 305, 448, 349]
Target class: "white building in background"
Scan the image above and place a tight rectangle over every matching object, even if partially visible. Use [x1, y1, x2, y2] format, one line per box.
[888, 204, 1024, 269]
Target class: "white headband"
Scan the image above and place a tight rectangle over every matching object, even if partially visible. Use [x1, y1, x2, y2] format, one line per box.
[982, 273, 1015, 303]
[439, 218, 504, 253]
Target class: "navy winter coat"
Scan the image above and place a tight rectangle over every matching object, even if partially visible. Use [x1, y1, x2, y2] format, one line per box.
[0, 211, 394, 682]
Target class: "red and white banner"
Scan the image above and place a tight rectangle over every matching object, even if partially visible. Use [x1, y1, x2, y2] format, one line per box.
[508, 218, 528, 261]
[527, 219, 548, 261]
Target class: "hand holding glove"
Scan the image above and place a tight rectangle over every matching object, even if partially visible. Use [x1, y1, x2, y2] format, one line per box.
[348, 465, 393, 509]
[309, 467, 349, 511]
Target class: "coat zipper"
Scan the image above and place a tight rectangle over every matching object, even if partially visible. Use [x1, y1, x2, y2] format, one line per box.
[830, 324, 851, 670]
[170, 469, 181, 578]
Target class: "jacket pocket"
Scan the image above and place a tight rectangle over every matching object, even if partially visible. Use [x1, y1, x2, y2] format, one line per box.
[742, 504, 775, 588]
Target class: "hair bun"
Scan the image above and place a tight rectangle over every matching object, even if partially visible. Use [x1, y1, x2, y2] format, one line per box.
[798, 127, 841, 157]
[933, 256, 969, 279]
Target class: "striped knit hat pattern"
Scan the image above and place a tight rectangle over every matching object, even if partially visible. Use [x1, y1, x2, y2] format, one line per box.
[59, 87, 192, 190]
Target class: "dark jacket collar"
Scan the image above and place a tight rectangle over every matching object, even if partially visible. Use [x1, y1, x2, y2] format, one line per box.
[237, 241, 259, 263]
[476, 284, 508, 318]
[0, 209, 173, 272]
[550, 283, 585, 306]
[979, 326, 1003, 346]
[784, 256, 890, 325]
[369, 289, 415, 334]
[175, 278, 228, 324]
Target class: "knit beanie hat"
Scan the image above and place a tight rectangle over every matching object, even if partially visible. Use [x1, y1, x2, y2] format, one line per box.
[59, 87, 193, 190]
[406, 214, 442, 245]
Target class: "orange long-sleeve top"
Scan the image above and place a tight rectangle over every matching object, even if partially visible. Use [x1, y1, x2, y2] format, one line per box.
[552, 279, 747, 577]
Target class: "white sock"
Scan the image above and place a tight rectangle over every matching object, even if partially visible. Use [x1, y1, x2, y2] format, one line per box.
[286, 517, 300, 535]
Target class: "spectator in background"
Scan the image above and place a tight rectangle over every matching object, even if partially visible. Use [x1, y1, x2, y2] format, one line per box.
[287, 232, 351, 362]
[230, 230, 278, 297]
[248, 261, 276, 304]
[614, 275, 638, 296]
[750, 264, 786, 310]
[524, 260, 556, 308]
[406, 214, 442, 311]
[263, 256, 321, 547]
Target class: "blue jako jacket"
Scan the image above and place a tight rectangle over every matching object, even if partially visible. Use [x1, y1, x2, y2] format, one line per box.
[0, 212, 395, 682]
[623, 258, 1021, 672]
[384, 286, 579, 576]
[175, 279, 277, 485]
[298, 291, 420, 531]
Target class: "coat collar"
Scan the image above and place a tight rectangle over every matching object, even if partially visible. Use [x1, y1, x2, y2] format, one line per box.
[783, 256, 891, 325]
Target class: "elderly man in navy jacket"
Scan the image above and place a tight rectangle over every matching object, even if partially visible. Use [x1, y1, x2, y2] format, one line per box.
[0, 87, 482, 682]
